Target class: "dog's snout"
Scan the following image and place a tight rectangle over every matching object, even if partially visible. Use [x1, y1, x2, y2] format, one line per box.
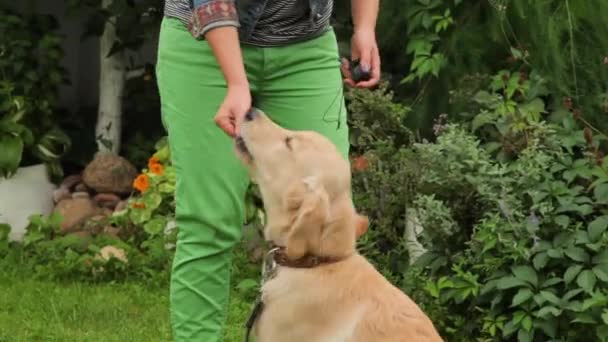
[245, 108, 258, 122]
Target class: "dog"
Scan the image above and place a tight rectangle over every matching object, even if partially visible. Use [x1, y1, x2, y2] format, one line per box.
[235, 108, 443, 342]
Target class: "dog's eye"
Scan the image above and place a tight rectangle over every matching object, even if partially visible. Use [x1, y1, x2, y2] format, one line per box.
[285, 136, 293, 149]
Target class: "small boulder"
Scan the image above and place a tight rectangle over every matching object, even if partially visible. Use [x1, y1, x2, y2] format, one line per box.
[74, 183, 89, 193]
[60, 174, 82, 191]
[53, 186, 72, 204]
[72, 191, 90, 199]
[94, 193, 121, 210]
[54, 198, 98, 233]
[82, 152, 138, 194]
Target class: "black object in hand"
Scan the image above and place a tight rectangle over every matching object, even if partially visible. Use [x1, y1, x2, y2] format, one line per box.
[349, 58, 372, 83]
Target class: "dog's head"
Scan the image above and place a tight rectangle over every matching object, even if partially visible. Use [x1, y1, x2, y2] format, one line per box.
[236, 109, 368, 260]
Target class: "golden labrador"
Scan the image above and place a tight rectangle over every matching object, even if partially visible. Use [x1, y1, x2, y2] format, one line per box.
[235, 109, 443, 342]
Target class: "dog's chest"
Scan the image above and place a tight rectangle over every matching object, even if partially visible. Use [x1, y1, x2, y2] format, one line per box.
[256, 270, 365, 342]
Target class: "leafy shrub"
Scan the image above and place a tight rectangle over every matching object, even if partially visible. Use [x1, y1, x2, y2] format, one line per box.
[0, 9, 71, 179]
[407, 121, 608, 341]
[347, 69, 608, 341]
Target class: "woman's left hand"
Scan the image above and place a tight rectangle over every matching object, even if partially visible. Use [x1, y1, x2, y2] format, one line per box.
[341, 29, 381, 88]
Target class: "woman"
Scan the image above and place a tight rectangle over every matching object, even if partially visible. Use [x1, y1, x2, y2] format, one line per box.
[156, 0, 380, 340]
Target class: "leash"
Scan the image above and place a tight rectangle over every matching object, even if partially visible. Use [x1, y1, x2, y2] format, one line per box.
[244, 246, 280, 342]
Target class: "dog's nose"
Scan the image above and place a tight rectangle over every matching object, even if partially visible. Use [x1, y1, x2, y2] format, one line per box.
[245, 108, 258, 121]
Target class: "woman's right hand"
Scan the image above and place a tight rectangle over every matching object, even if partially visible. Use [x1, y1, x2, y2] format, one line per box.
[214, 84, 252, 137]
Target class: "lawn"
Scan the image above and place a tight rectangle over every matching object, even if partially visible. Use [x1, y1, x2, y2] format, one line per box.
[0, 248, 260, 342]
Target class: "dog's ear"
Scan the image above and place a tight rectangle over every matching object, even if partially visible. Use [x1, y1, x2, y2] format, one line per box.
[355, 214, 369, 238]
[283, 176, 330, 260]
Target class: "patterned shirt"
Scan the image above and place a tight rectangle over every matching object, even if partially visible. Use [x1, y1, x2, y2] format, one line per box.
[164, 0, 333, 47]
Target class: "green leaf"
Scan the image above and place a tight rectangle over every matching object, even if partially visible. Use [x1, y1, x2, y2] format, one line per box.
[593, 265, 608, 283]
[519, 98, 545, 119]
[594, 183, 608, 203]
[512, 265, 538, 287]
[497, 276, 529, 290]
[129, 206, 152, 225]
[572, 313, 597, 324]
[565, 246, 590, 263]
[143, 216, 167, 236]
[588, 216, 608, 242]
[236, 278, 258, 293]
[533, 252, 549, 270]
[602, 310, 608, 325]
[547, 248, 563, 258]
[564, 264, 583, 284]
[471, 111, 498, 131]
[597, 325, 608, 342]
[577, 270, 597, 293]
[510, 47, 523, 59]
[503, 320, 518, 337]
[563, 289, 584, 301]
[143, 192, 163, 211]
[541, 277, 562, 288]
[536, 306, 562, 318]
[554, 215, 570, 228]
[536, 319, 558, 338]
[511, 288, 534, 307]
[472, 91, 502, 108]
[158, 182, 175, 193]
[0, 134, 23, 177]
[593, 250, 608, 264]
[539, 290, 561, 306]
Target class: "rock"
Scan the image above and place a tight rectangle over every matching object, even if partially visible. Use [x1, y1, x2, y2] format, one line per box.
[60, 174, 82, 191]
[74, 183, 89, 193]
[82, 152, 137, 194]
[54, 198, 98, 233]
[72, 191, 90, 199]
[53, 186, 72, 204]
[115, 200, 128, 212]
[94, 193, 121, 210]
[96, 245, 128, 263]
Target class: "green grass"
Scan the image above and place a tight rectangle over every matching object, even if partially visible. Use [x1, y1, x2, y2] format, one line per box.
[0, 248, 260, 342]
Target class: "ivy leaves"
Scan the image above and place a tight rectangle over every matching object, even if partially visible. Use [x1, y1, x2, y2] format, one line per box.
[403, 1, 457, 83]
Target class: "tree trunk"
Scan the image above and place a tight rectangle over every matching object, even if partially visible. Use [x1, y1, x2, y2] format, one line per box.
[96, 0, 126, 154]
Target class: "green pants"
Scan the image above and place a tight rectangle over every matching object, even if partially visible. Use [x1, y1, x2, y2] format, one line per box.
[156, 18, 349, 341]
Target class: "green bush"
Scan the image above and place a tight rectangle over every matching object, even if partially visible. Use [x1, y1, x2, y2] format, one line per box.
[0, 9, 71, 179]
[347, 67, 608, 341]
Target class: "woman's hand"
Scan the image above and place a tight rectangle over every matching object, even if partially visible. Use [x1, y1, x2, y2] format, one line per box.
[214, 84, 252, 137]
[341, 29, 381, 88]
[205, 26, 251, 137]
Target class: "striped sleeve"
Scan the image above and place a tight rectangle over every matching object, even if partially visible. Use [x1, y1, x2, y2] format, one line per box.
[188, 0, 240, 40]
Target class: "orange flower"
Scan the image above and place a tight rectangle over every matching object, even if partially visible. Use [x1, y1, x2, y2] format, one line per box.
[150, 162, 164, 176]
[148, 156, 161, 169]
[133, 174, 149, 193]
[131, 202, 146, 209]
